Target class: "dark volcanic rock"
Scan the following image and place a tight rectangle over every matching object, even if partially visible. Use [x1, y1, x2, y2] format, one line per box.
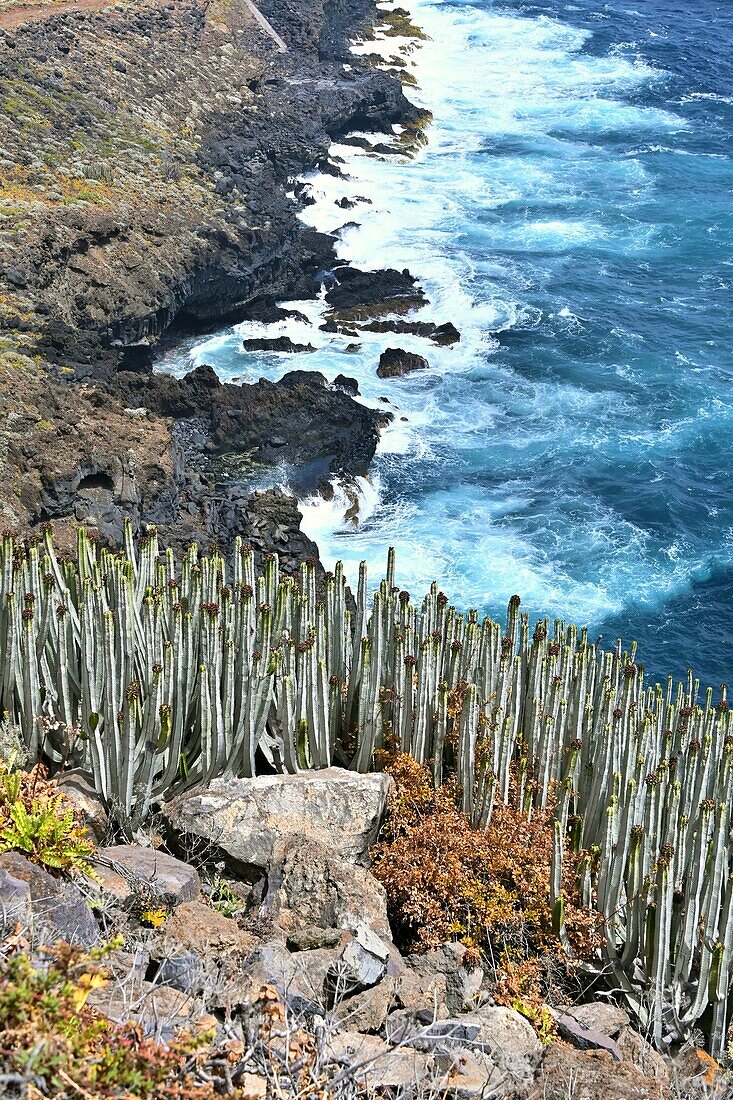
[370, 142, 402, 156]
[320, 319, 361, 336]
[377, 348, 430, 379]
[324, 266, 426, 317]
[332, 373, 360, 396]
[237, 487, 321, 564]
[112, 364, 389, 488]
[241, 337, 316, 353]
[0, 0, 422, 560]
[361, 319, 460, 344]
[432, 322, 461, 346]
[237, 296, 295, 324]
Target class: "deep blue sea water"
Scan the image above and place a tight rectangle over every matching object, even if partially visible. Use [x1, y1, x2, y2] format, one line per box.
[162, 0, 733, 688]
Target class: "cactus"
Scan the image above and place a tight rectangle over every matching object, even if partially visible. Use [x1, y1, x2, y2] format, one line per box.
[2, 529, 733, 1053]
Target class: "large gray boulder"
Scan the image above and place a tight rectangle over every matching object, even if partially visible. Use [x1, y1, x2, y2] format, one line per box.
[246, 838, 397, 1017]
[332, 977, 397, 1033]
[385, 1004, 542, 1092]
[146, 900, 258, 1008]
[400, 942, 486, 1017]
[326, 1033, 432, 1092]
[88, 979, 198, 1041]
[559, 1001, 629, 1037]
[164, 768, 392, 872]
[243, 939, 328, 1007]
[325, 1033, 504, 1097]
[462, 1005, 543, 1090]
[530, 1045, 668, 1100]
[0, 851, 99, 947]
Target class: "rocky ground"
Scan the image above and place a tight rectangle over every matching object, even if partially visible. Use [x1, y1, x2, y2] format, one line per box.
[1, 766, 724, 1099]
[0, 0, 433, 562]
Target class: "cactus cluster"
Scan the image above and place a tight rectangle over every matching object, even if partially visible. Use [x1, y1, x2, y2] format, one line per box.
[1, 526, 732, 1053]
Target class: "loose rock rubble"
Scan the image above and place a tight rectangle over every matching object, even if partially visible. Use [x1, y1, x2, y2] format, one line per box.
[2, 766, 714, 1098]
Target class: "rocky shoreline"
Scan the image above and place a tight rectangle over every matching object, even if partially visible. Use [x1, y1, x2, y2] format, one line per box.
[0, 0, 427, 562]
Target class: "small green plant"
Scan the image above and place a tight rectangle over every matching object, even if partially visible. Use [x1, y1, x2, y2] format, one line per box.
[139, 906, 168, 929]
[0, 757, 96, 876]
[209, 875, 246, 919]
[0, 793, 96, 875]
[511, 998, 557, 1045]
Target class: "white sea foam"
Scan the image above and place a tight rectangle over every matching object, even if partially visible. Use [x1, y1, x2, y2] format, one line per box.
[680, 92, 733, 106]
[300, 476, 381, 562]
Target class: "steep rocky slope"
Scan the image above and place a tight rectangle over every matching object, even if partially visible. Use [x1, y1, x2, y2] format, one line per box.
[0, 0, 420, 557]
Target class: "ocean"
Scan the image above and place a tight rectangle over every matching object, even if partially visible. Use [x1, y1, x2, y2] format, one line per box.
[162, 0, 733, 688]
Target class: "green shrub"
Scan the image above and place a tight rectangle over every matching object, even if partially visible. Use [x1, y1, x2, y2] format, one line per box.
[0, 942, 218, 1099]
[0, 758, 95, 876]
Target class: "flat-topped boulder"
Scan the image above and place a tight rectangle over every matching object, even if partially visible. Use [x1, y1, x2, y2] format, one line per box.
[164, 767, 392, 873]
[362, 319, 460, 345]
[324, 265, 426, 318]
[95, 846, 201, 907]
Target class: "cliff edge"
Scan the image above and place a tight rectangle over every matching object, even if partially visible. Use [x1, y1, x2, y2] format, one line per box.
[0, 0, 418, 557]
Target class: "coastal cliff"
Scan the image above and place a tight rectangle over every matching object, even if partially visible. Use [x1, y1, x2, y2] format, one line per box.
[0, 0, 419, 557]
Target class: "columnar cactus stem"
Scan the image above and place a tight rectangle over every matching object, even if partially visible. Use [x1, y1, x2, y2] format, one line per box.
[550, 820, 571, 953]
[458, 684, 479, 817]
[2, 530, 733, 1051]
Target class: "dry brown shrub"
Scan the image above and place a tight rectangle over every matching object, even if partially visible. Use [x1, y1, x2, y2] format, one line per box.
[371, 754, 602, 1013]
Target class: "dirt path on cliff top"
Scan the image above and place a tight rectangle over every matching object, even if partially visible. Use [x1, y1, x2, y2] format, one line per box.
[0, 0, 287, 48]
[0, 0, 130, 30]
